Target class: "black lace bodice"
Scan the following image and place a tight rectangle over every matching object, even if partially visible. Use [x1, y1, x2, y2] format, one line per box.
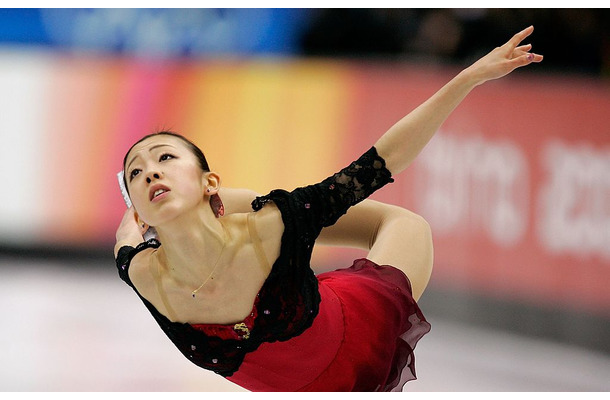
[115, 146, 394, 377]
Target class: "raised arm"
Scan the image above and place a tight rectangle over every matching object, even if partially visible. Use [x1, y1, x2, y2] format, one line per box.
[219, 187, 260, 214]
[375, 26, 543, 175]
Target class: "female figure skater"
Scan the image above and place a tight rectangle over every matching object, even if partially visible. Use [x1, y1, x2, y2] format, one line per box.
[115, 26, 542, 391]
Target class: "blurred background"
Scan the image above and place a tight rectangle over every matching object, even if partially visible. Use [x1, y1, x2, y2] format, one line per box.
[1, 8, 609, 391]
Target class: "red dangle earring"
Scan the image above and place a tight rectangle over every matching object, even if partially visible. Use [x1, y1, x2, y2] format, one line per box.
[210, 193, 225, 218]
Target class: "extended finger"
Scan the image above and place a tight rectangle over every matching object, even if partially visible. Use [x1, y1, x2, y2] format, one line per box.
[508, 52, 543, 70]
[515, 44, 532, 53]
[508, 26, 534, 49]
[512, 44, 532, 59]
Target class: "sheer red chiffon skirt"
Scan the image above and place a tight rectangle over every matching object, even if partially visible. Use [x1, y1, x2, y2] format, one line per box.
[227, 258, 431, 392]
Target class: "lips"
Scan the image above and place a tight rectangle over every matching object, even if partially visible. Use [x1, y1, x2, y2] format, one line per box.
[149, 184, 171, 201]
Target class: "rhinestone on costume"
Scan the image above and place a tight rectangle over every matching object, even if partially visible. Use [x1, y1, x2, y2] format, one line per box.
[304, 203, 311, 209]
[212, 358, 218, 364]
[191, 345, 196, 351]
[234, 322, 251, 340]
[263, 309, 270, 315]
[121, 265, 126, 270]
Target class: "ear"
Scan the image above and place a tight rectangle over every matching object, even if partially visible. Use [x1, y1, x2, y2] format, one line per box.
[203, 172, 224, 218]
[203, 172, 222, 196]
[134, 211, 150, 235]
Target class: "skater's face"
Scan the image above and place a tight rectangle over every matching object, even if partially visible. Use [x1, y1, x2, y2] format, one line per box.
[124, 134, 215, 227]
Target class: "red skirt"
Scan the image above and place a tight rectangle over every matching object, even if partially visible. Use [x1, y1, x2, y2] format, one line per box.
[226, 259, 431, 392]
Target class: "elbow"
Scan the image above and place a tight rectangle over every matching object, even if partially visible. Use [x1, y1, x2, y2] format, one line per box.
[370, 207, 434, 300]
[370, 205, 432, 249]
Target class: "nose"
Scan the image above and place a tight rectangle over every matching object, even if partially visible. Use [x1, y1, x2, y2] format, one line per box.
[146, 172, 161, 184]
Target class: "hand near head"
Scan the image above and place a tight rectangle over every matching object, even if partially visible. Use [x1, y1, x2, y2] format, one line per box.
[114, 206, 147, 256]
[466, 26, 543, 86]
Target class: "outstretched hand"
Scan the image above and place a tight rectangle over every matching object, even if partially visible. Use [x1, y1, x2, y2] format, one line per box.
[466, 25, 543, 86]
[372, 25, 544, 176]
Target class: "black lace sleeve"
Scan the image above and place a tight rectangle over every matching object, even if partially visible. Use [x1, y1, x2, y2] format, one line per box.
[115, 239, 162, 287]
[253, 146, 394, 232]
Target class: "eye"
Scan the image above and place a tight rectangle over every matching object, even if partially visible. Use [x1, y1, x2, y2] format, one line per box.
[159, 153, 175, 162]
[129, 169, 141, 181]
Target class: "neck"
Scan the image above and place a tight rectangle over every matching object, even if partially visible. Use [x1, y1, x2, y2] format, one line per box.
[154, 205, 229, 288]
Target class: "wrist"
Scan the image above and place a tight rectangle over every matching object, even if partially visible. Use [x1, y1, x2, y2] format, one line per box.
[456, 67, 484, 89]
[114, 239, 140, 258]
[114, 236, 140, 250]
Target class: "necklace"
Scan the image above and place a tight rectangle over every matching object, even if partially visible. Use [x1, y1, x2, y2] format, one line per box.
[191, 239, 227, 298]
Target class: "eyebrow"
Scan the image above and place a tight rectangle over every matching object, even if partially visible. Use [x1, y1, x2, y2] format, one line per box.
[126, 144, 175, 172]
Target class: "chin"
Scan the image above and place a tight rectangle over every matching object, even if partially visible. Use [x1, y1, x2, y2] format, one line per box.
[142, 205, 182, 227]
[149, 200, 202, 227]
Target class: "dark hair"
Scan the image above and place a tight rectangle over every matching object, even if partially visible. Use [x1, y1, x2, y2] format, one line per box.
[122, 131, 210, 191]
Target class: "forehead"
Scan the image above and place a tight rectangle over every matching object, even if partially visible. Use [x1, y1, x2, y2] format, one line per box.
[126, 135, 189, 162]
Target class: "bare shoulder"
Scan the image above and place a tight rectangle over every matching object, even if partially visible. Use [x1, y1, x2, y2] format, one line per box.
[249, 203, 284, 242]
